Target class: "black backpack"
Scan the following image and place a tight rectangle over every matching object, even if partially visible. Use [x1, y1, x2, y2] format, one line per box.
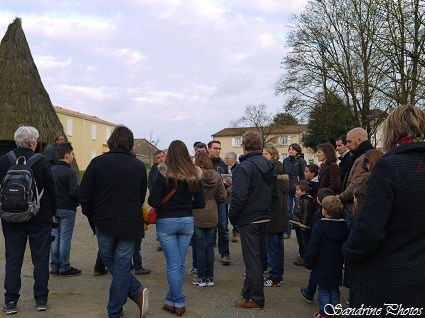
[0, 151, 44, 223]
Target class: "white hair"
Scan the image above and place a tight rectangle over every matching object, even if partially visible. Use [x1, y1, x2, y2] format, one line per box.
[14, 126, 39, 148]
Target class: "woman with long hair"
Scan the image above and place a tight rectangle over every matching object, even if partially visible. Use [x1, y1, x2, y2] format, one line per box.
[315, 143, 340, 196]
[192, 152, 226, 287]
[362, 149, 384, 173]
[343, 105, 425, 309]
[148, 140, 205, 316]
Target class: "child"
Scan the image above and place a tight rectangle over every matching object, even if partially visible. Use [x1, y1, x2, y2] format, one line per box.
[50, 143, 81, 277]
[304, 196, 348, 318]
[290, 180, 316, 266]
[304, 164, 319, 198]
[132, 204, 151, 275]
[300, 188, 334, 302]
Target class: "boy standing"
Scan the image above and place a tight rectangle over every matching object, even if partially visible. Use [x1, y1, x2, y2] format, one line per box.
[50, 143, 81, 277]
[290, 180, 316, 266]
[304, 164, 319, 198]
[304, 196, 348, 318]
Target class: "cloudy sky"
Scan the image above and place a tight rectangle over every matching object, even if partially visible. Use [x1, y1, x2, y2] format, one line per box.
[0, 0, 307, 150]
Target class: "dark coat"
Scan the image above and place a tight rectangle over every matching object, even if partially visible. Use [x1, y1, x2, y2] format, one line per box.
[51, 161, 79, 211]
[148, 164, 205, 219]
[211, 157, 228, 174]
[291, 193, 316, 229]
[316, 161, 340, 196]
[304, 218, 348, 287]
[338, 151, 351, 192]
[229, 150, 276, 227]
[283, 154, 307, 192]
[0, 147, 57, 224]
[268, 160, 289, 233]
[147, 163, 159, 191]
[79, 149, 147, 239]
[343, 142, 425, 308]
[45, 143, 58, 167]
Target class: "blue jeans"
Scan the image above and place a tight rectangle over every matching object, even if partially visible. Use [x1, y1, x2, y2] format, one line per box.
[96, 229, 144, 318]
[286, 190, 296, 236]
[50, 209, 76, 273]
[318, 285, 340, 315]
[2, 222, 51, 304]
[217, 203, 229, 257]
[156, 217, 194, 308]
[266, 232, 284, 283]
[194, 227, 215, 279]
[305, 272, 317, 299]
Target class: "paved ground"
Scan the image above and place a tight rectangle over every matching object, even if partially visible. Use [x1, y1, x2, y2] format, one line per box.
[0, 210, 348, 317]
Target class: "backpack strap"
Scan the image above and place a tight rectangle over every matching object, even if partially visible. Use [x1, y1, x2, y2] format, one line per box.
[27, 153, 44, 167]
[6, 151, 16, 165]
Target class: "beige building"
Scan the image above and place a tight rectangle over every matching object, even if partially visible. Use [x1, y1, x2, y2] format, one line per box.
[211, 125, 317, 164]
[54, 106, 118, 170]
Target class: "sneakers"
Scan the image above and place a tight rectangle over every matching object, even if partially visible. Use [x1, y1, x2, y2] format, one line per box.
[3, 301, 17, 315]
[135, 268, 151, 275]
[263, 279, 281, 287]
[232, 232, 240, 242]
[206, 278, 215, 287]
[60, 267, 82, 277]
[49, 269, 59, 277]
[35, 300, 48, 311]
[294, 258, 304, 266]
[136, 288, 149, 318]
[300, 287, 313, 303]
[187, 267, 198, 277]
[94, 268, 108, 276]
[221, 256, 230, 266]
[234, 299, 263, 309]
[192, 278, 207, 287]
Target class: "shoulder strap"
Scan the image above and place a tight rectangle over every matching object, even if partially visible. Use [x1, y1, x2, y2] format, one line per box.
[6, 151, 16, 165]
[160, 189, 176, 206]
[27, 153, 43, 167]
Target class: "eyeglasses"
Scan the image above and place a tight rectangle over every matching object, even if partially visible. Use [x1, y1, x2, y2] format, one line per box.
[213, 147, 222, 151]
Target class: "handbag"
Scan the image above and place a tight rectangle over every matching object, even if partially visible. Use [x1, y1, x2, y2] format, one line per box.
[148, 189, 176, 224]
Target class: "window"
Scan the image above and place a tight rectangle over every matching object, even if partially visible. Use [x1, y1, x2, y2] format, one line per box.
[67, 119, 73, 136]
[277, 135, 291, 146]
[106, 127, 111, 142]
[232, 137, 242, 147]
[92, 125, 97, 140]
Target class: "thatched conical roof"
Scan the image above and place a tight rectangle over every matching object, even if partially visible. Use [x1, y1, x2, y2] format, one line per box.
[0, 17, 64, 145]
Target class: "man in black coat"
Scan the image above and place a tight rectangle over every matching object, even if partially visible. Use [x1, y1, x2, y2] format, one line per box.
[79, 126, 149, 318]
[335, 135, 351, 192]
[44, 134, 65, 167]
[147, 149, 165, 191]
[229, 131, 276, 310]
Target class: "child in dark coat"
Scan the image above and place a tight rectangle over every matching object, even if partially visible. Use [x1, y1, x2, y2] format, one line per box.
[304, 164, 319, 198]
[290, 180, 316, 266]
[304, 196, 348, 318]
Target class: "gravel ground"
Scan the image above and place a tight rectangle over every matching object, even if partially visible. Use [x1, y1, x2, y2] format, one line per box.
[0, 209, 348, 317]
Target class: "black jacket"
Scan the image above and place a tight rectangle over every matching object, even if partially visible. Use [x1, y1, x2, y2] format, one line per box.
[0, 147, 57, 224]
[338, 151, 351, 192]
[148, 163, 205, 218]
[147, 163, 159, 191]
[283, 154, 307, 192]
[229, 150, 276, 227]
[304, 218, 348, 286]
[268, 160, 289, 233]
[45, 143, 58, 167]
[291, 193, 316, 229]
[79, 149, 147, 239]
[211, 157, 227, 174]
[343, 142, 425, 308]
[51, 161, 79, 211]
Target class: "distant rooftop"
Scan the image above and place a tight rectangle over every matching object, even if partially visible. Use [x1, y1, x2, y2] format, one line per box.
[212, 125, 307, 137]
[54, 106, 118, 127]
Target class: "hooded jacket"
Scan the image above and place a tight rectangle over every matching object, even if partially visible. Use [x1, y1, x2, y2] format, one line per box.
[193, 169, 226, 228]
[304, 218, 348, 286]
[229, 150, 276, 227]
[283, 154, 307, 192]
[148, 163, 205, 219]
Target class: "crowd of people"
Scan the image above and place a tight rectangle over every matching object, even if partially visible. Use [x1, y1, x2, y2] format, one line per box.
[0, 104, 424, 318]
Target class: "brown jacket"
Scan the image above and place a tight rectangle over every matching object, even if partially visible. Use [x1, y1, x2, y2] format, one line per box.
[193, 170, 226, 228]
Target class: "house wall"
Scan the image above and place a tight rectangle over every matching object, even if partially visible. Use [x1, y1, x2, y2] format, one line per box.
[55, 111, 115, 170]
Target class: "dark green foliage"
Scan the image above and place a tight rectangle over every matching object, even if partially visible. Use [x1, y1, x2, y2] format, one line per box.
[303, 93, 355, 151]
[273, 112, 299, 126]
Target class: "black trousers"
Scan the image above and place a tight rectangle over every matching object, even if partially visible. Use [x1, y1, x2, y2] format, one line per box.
[2, 222, 51, 303]
[239, 221, 269, 307]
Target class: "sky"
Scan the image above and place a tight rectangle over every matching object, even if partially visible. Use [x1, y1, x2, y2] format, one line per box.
[0, 0, 307, 150]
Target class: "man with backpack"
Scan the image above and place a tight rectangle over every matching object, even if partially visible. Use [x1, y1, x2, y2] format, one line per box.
[0, 126, 57, 314]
